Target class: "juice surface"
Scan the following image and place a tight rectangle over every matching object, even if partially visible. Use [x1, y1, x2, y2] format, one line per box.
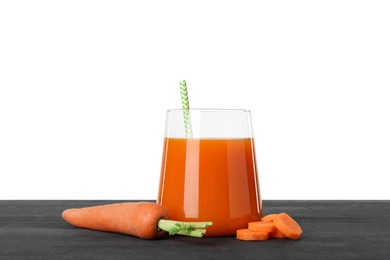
[158, 138, 262, 236]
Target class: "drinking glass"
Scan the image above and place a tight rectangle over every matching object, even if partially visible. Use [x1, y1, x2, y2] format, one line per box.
[157, 109, 262, 236]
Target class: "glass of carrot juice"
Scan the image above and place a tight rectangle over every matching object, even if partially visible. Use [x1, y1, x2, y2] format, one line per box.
[157, 109, 262, 236]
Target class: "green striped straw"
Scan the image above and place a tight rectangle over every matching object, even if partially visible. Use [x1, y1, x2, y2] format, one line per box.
[180, 80, 193, 138]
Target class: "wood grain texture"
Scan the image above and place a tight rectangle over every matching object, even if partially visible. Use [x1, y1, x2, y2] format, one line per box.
[0, 200, 389, 259]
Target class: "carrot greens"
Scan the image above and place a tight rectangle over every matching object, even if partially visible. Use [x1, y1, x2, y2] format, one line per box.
[157, 219, 213, 237]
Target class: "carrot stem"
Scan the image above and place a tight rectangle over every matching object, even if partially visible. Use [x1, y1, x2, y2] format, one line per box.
[157, 219, 212, 237]
[177, 228, 206, 237]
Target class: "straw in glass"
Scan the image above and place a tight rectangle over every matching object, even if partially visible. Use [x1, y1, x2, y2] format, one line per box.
[180, 80, 193, 138]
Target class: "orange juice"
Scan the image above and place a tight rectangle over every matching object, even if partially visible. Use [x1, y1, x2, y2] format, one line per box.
[158, 138, 262, 236]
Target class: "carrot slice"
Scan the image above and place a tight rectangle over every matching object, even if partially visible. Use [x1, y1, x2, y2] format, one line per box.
[269, 228, 287, 238]
[248, 221, 276, 233]
[274, 213, 303, 240]
[236, 229, 269, 241]
[261, 214, 277, 222]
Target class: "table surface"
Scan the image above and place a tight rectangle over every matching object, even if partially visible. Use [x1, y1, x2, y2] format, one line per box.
[1, 200, 389, 259]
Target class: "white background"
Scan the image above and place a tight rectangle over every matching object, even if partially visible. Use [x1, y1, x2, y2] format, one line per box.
[1, 1, 389, 200]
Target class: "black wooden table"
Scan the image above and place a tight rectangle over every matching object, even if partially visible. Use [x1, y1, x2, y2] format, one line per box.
[1, 200, 389, 259]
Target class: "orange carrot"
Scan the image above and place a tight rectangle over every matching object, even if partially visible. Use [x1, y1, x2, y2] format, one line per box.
[269, 228, 287, 238]
[248, 221, 276, 233]
[261, 214, 277, 222]
[62, 202, 212, 239]
[236, 229, 269, 241]
[273, 212, 303, 240]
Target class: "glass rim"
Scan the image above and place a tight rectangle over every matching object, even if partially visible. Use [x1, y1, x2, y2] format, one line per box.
[167, 108, 251, 113]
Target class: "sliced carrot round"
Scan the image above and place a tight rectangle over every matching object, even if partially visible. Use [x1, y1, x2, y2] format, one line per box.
[248, 221, 276, 233]
[261, 214, 277, 222]
[236, 229, 269, 241]
[269, 228, 287, 238]
[274, 213, 303, 240]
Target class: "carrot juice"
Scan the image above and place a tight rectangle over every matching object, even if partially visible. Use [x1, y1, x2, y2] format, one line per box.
[158, 138, 262, 236]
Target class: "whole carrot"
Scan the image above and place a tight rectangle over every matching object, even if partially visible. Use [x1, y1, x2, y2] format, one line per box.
[62, 202, 212, 239]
